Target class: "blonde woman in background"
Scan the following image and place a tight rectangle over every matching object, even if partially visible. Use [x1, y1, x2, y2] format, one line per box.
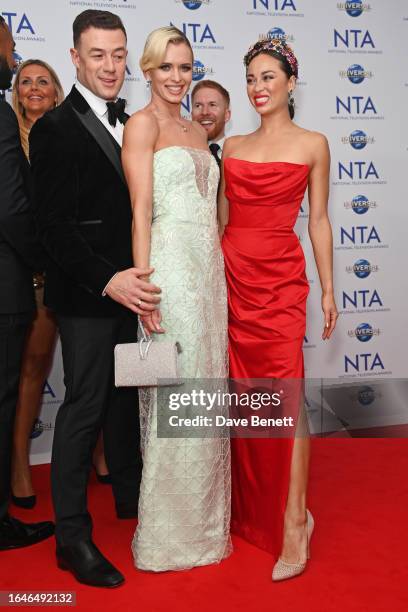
[12, 59, 64, 158]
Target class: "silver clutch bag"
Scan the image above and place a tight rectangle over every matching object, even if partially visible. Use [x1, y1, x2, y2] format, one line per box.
[114, 318, 181, 387]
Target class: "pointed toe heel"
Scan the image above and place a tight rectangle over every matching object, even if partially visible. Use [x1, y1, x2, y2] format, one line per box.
[272, 509, 314, 582]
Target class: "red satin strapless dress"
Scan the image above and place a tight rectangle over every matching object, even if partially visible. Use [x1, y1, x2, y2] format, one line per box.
[222, 159, 310, 557]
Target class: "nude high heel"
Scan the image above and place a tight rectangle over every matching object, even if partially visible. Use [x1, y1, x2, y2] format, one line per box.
[272, 509, 314, 582]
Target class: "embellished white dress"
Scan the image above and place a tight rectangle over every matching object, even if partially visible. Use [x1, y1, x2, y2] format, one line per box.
[132, 146, 231, 572]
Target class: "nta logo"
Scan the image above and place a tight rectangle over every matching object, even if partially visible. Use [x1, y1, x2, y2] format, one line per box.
[336, 96, 377, 116]
[1, 11, 35, 34]
[340, 225, 381, 245]
[342, 289, 383, 310]
[334, 29, 375, 49]
[172, 22, 216, 44]
[344, 352, 384, 373]
[253, 0, 297, 9]
[338, 161, 379, 180]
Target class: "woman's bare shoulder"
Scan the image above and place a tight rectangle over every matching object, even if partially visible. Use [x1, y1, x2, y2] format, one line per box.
[296, 127, 329, 148]
[126, 108, 159, 133]
[223, 134, 251, 156]
[124, 108, 159, 146]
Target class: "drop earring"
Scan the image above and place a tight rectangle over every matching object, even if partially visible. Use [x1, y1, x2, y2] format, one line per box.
[288, 90, 294, 106]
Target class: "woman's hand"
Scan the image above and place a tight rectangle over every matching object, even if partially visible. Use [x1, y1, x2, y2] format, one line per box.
[140, 308, 165, 335]
[322, 292, 338, 340]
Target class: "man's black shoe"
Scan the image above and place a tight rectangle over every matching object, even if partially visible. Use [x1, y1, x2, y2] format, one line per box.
[0, 515, 54, 550]
[56, 540, 125, 588]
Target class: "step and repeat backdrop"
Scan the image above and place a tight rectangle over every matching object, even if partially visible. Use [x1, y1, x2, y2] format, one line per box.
[3, 0, 407, 460]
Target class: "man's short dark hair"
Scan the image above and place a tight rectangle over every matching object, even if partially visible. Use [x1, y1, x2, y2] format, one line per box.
[191, 79, 230, 107]
[73, 10, 127, 48]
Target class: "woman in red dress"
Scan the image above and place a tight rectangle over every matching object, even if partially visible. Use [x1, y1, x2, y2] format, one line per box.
[219, 39, 338, 580]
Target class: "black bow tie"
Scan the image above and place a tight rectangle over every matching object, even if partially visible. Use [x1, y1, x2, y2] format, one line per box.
[106, 98, 127, 127]
[209, 142, 221, 166]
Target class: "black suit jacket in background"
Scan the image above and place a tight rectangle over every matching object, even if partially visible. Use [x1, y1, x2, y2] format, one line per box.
[29, 85, 133, 317]
[0, 99, 45, 314]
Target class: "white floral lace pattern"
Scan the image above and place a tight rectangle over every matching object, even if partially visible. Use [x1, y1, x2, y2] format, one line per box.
[132, 147, 232, 572]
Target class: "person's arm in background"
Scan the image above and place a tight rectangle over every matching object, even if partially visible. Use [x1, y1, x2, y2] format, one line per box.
[0, 101, 47, 270]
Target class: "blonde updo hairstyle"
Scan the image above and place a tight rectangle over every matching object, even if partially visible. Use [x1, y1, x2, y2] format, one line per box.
[139, 26, 193, 75]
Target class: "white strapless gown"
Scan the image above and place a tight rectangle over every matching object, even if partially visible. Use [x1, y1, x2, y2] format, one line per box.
[132, 146, 232, 572]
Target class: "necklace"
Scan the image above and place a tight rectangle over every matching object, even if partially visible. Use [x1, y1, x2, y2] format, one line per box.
[165, 112, 188, 132]
[175, 117, 188, 132]
[153, 106, 189, 132]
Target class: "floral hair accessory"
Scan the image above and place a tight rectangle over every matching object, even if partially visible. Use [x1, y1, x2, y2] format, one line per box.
[244, 38, 299, 78]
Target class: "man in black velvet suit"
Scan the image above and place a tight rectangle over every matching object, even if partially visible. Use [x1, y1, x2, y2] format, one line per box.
[29, 10, 161, 588]
[0, 16, 54, 550]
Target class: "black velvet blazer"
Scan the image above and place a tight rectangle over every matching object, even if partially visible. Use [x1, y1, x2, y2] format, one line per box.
[29, 85, 133, 317]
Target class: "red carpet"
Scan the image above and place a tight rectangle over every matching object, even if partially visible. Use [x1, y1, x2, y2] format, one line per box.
[3, 439, 408, 611]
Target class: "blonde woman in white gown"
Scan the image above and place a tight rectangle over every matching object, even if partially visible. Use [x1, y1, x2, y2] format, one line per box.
[122, 26, 231, 572]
